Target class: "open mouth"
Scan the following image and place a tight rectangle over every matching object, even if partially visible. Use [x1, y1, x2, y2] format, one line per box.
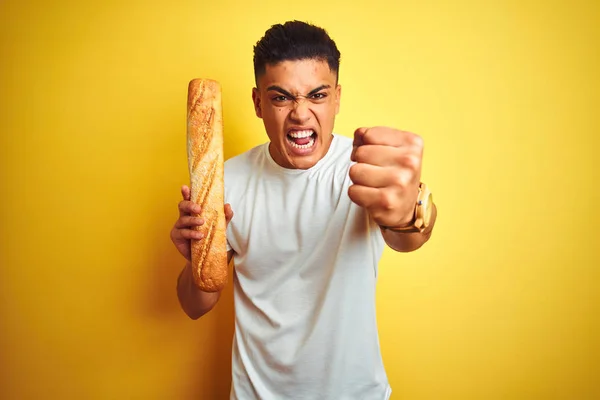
[286, 129, 317, 150]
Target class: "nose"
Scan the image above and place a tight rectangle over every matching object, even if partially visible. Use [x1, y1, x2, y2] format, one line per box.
[289, 97, 312, 123]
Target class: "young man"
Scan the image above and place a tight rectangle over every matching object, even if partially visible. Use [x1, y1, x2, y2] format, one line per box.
[171, 21, 437, 400]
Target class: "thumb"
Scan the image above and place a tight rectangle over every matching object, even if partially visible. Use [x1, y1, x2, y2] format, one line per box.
[351, 127, 369, 162]
[353, 127, 369, 147]
[181, 185, 191, 201]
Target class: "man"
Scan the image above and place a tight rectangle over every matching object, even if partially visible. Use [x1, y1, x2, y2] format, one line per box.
[171, 20, 437, 400]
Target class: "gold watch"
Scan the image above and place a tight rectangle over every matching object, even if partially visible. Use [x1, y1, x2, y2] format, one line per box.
[381, 183, 433, 233]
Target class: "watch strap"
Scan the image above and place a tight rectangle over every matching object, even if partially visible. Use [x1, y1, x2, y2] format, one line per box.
[380, 183, 430, 233]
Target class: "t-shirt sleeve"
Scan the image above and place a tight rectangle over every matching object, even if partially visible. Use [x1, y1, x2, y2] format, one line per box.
[224, 172, 233, 253]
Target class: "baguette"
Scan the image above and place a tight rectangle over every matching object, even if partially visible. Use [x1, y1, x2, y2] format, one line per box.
[186, 78, 228, 292]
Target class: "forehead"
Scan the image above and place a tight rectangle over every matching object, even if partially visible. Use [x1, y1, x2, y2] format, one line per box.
[259, 59, 337, 91]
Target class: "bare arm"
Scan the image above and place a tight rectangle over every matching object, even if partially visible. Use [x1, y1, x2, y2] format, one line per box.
[171, 185, 235, 320]
[381, 202, 437, 252]
[176, 249, 233, 320]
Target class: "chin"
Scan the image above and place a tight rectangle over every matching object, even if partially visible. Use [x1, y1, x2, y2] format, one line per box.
[279, 129, 333, 169]
[287, 155, 321, 169]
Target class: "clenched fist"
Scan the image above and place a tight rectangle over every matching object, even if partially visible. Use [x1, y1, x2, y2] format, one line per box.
[349, 126, 423, 228]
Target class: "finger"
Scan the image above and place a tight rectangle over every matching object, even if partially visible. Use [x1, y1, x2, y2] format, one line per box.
[181, 185, 191, 201]
[175, 216, 205, 229]
[224, 203, 234, 225]
[361, 128, 422, 148]
[178, 229, 205, 240]
[349, 163, 405, 188]
[353, 145, 421, 170]
[179, 200, 201, 217]
[348, 185, 406, 226]
[347, 184, 381, 209]
[353, 127, 369, 147]
[171, 228, 204, 242]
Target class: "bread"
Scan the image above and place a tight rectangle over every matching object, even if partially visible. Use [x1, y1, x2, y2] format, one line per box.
[186, 78, 228, 292]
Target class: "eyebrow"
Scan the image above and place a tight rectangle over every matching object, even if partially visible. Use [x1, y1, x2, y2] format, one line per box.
[266, 84, 331, 97]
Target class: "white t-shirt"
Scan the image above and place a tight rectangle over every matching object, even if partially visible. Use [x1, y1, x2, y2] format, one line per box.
[224, 134, 391, 400]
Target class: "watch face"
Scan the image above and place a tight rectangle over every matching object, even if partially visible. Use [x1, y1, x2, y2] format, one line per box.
[423, 193, 433, 224]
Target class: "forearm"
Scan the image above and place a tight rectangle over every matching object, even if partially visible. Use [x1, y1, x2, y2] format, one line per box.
[381, 202, 437, 252]
[177, 261, 221, 320]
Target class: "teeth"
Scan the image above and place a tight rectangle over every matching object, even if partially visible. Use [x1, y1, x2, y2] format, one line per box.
[288, 135, 315, 149]
[288, 130, 314, 138]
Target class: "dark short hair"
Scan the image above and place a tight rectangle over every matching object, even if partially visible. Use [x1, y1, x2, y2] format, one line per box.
[253, 20, 341, 84]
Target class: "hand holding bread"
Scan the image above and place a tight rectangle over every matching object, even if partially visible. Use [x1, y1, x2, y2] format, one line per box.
[170, 185, 233, 264]
[169, 78, 230, 292]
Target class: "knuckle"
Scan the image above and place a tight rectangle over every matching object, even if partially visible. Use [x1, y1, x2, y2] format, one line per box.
[405, 155, 420, 170]
[400, 171, 413, 187]
[177, 217, 188, 228]
[393, 152, 406, 166]
[395, 154, 419, 171]
[391, 172, 405, 188]
[180, 202, 192, 215]
[413, 134, 424, 147]
[380, 190, 396, 211]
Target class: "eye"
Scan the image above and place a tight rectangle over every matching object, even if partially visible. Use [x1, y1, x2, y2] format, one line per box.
[310, 92, 327, 100]
[273, 95, 289, 102]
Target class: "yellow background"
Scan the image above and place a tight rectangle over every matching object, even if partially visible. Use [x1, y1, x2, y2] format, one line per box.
[1, 0, 598, 399]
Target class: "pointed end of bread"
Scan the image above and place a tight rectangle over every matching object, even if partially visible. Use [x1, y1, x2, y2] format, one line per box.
[190, 239, 228, 292]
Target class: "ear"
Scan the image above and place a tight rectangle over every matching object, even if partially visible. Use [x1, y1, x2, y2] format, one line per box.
[252, 87, 262, 118]
[335, 84, 342, 115]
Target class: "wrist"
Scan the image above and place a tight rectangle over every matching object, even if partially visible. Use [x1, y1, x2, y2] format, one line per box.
[379, 182, 433, 234]
[392, 208, 417, 228]
[379, 213, 415, 232]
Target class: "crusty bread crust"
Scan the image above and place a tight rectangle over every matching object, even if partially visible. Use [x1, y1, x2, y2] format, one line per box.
[186, 79, 227, 292]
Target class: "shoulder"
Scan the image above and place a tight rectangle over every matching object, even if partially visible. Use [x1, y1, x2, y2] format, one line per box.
[224, 143, 266, 175]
